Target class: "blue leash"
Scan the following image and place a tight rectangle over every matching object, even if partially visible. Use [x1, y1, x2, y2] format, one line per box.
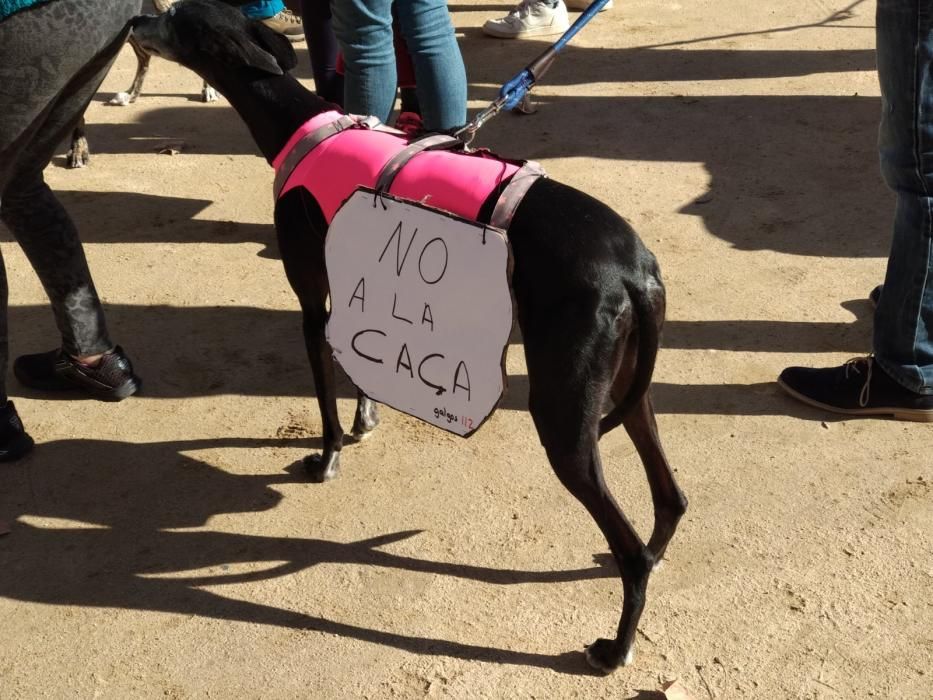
[456, 0, 612, 144]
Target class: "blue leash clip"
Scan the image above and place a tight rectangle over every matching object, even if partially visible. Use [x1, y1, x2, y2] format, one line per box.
[456, 0, 613, 144]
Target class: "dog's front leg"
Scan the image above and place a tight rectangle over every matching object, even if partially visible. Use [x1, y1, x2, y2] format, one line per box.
[299, 313, 344, 481]
[350, 391, 379, 439]
[275, 190, 345, 481]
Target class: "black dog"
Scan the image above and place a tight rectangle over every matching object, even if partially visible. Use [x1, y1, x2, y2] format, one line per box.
[67, 0, 219, 169]
[132, 0, 687, 673]
[109, 0, 219, 108]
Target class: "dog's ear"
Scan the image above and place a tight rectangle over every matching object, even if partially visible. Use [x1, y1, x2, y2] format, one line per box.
[204, 27, 284, 75]
[248, 20, 299, 73]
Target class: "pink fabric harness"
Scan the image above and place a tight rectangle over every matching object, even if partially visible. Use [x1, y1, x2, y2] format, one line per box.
[272, 111, 543, 228]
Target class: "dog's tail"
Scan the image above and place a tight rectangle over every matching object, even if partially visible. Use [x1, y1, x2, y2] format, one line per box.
[598, 283, 660, 438]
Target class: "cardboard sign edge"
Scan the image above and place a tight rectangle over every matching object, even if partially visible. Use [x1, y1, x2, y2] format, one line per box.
[324, 187, 515, 438]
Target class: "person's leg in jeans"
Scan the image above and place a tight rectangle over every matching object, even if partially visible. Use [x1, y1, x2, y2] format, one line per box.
[331, 0, 465, 132]
[873, 0, 933, 394]
[300, 0, 343, 105]
[394, 25, 423, 134]
[331, 0, 397, 122]
[394, 0, 466, 132]
[777, 0, 933, 420]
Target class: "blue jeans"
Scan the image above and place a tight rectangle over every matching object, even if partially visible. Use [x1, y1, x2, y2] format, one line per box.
[330, 0, 467, 131]
[873, 0, 933, 394]
[241, 0, 284, 20]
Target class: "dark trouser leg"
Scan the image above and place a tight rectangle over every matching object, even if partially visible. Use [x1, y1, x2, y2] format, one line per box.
[0, 247, 8, 403]
[0, 50, 127, 361]
[300, 0, 344, 105]
[0, 174, 112, 360]
[0, 0, 141, 402]
[0, 0, 141, 165]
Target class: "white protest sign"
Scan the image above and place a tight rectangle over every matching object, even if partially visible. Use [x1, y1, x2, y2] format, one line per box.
[325, 188, 513, 436]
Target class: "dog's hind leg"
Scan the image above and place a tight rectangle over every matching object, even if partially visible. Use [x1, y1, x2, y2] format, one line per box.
[547, 440, 652, 674]
[275, 189, 346, 481]
[201, 81, 219, 103]
[621, 395, 686, 564]
[603, 288, 687, 565]
[523, 305, 653, 674]
[108, 36, 150, 106]
[532, 396, 653, 673]
[66, 117, 90, 168]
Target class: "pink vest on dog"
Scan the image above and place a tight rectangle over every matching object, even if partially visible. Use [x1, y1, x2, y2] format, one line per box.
[273, 111, 525, 224]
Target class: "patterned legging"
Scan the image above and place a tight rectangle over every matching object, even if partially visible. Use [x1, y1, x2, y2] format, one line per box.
[0, 0, 142, 400]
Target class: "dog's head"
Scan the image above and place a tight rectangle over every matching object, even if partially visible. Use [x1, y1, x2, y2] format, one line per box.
[132, 0, 297, 83]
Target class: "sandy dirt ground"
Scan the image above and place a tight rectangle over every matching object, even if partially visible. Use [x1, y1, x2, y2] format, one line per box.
[1, 0, 931, 697]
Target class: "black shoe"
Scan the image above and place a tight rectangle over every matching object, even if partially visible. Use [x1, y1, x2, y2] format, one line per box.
[869, 284, 883, 309]
[0, 401, 34, 462]
[778, 355, 933, 422]
[13, 345, 141, 402]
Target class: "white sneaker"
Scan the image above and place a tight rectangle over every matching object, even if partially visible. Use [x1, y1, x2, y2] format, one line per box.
[564, 0, 613, 10]
[482, 0, 570, 39]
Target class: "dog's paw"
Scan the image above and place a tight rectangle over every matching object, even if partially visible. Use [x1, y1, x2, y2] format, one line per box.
[350, 418, 379, 440]
[108, 92, 133, 106]
[351, 415, 379, 440]
[592, 552, 617, 571]
[202, 86, 219, 103]
[350, 398, 380, 440]
[303, 452, 340, 483]
[584, 638, 630, 674]
[66, 138, 90, 169]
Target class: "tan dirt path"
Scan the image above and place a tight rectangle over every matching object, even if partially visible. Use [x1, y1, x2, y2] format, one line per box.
[1, 1, 931, 697]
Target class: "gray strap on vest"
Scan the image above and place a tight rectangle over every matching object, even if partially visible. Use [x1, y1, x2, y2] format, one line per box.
[374, 133, 462, 193]
[274, 114, 381, 200]
[490, 160, 546, 231]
